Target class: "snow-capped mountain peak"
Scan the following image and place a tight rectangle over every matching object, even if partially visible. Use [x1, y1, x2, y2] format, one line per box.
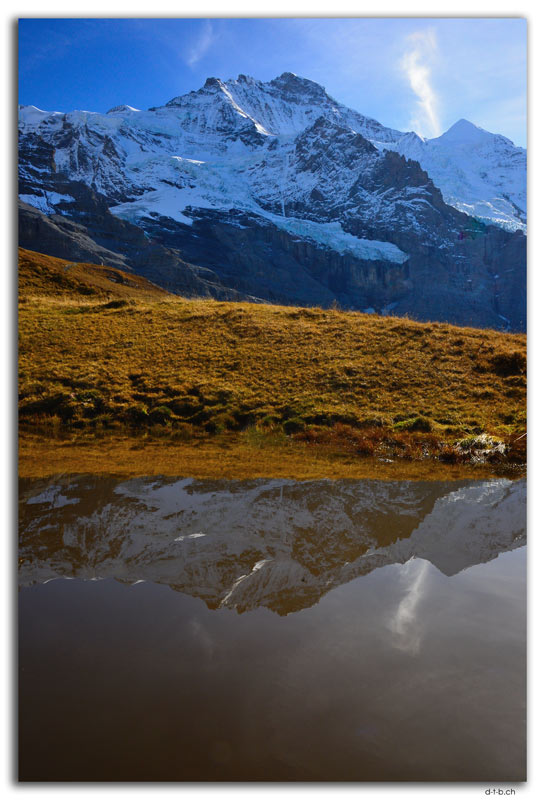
[439, 118, 491, 143]
[389, 116, 526, 232]
[106, 104, 141, 115]
[17, 71, 527, 330]
[155, 73, 400, 143]
[435, 117, 518, 149]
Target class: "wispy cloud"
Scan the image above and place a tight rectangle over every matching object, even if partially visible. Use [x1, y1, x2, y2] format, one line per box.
[190, 618, 215, 659]
[388, 559, 431, 654]
[401, 29, 441, 139]
[186, 20, 215, 68]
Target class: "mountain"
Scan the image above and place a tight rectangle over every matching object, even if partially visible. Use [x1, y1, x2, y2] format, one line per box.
[19, 476, 526, 615]
[389, 119, 526, 232]
[18, 72, 527, 330]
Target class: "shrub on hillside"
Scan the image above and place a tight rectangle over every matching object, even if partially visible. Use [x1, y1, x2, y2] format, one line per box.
[124, 403, 149, 425]
[490, 350, 526, 376]
[393, 416, 432, 433]
[283, 417, 306, 435]
[20, 391, 77, 422]
[149, 405, 173, 424]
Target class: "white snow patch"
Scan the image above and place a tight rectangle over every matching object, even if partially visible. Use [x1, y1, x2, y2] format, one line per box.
[271, 216, 409, 263]
[110, 189, 196, 225]
[19, 105, 63, 125]
[19, 192, 74, 214]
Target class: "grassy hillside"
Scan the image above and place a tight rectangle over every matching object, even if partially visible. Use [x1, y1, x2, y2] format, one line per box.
[18, 247, 171, 300]
[18, 248, 526, 477]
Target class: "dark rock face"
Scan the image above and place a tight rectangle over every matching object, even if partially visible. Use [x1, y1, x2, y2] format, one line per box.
[18, 74, 526, 330]
[139, 209, 411, 310]
[18, 199, 129, 269]
[18, 200, 255, 302]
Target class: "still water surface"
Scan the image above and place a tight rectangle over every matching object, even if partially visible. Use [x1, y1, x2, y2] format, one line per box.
[19, 476, 526, 781]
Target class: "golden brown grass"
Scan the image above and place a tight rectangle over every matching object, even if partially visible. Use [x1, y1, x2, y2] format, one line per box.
[18, 247, 170, 300]
[18, 248, 526, 479]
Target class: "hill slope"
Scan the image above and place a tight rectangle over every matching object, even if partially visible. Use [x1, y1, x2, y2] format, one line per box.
[18, 247, 171, 299]
[19, 249, 526, 477]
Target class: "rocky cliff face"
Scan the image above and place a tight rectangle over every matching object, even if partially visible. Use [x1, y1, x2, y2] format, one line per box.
[18, 196, 256, 302]
[18, 72, 526, 329]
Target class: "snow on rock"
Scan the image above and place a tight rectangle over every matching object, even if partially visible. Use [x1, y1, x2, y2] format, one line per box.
[272, 217, 408, 263]
[19, 192, 74, 214]
[18, 74, 526, 252]
[385, 119, 526, 232]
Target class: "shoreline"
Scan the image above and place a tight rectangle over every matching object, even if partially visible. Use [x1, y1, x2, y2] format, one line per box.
[19, 432, 526, 483]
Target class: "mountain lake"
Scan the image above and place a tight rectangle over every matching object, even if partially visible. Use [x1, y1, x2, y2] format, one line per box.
[18, 475, 526, 782]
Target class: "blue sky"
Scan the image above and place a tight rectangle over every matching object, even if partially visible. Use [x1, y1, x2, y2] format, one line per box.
[18, 17, 527, 145]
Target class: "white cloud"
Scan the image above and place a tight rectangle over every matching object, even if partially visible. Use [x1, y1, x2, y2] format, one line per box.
[186, 20, 214, 68]
[190, 617, 215, 659]
[401, 29, 442, 139]
[388, 558, 431, 654]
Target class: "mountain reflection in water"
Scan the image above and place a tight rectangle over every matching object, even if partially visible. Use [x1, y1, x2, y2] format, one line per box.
[19, 476, 525, 614]
[18, 476, 526, 781]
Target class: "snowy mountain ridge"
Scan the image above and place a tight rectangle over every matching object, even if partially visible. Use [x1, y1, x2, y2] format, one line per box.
[389, 118, 526, 232]
[19, 71, 525, 232]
